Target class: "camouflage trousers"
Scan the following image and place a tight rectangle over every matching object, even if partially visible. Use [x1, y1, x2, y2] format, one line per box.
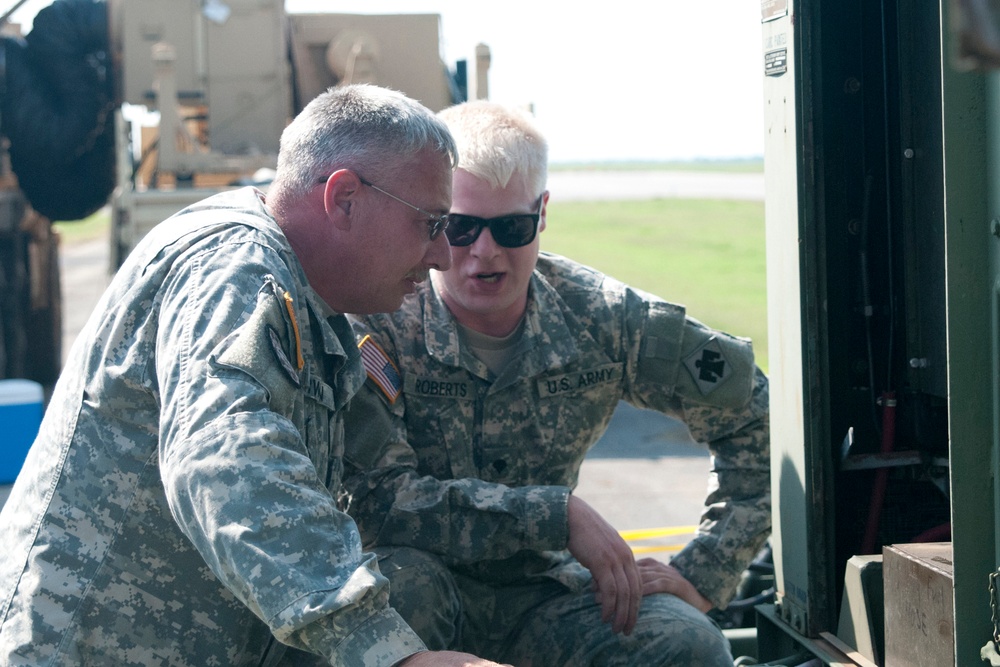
[374, 546, 733, 667]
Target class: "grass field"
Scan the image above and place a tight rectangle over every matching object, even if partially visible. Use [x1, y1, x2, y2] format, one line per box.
[541, 197, 769, 371]
[52, 207, 111, 243]
[551, 158, 764, 174]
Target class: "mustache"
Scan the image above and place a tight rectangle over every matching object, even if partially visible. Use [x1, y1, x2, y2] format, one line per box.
[406, 269, 430, 283]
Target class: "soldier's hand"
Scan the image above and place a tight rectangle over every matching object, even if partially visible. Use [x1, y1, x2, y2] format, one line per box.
[397, 650, 512, 666]
[566, 494, 641, 635]
[636, 558, 713, 612]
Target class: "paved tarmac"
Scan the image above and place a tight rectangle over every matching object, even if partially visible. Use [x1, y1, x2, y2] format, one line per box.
[3, 169, 765, 559]
[548, 169, 764, 202]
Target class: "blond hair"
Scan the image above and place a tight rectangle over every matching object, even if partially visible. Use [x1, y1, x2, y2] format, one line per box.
[438, 101, 547, 196]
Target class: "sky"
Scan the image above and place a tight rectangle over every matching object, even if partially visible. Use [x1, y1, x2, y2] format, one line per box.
[7, 1, 767, 164]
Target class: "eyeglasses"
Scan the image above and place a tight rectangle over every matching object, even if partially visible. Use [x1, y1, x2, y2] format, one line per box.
[316, 173, 450, 241]
[445, 196, 544, 248]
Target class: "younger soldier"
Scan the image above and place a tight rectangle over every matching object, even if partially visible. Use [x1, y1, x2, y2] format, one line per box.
[342, 101, 771, 666]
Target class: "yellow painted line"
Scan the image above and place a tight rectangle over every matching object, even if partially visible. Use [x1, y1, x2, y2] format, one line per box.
[631, 544, 686, 554]
[619, 525, 697, 541]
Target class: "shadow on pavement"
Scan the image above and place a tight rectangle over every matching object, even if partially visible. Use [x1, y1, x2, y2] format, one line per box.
[586, 401, 708, 460]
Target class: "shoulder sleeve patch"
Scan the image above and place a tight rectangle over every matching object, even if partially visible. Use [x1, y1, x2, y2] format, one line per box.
[675, 326, 755, 408]
[683, 336, 732, 396]
[212, 278, 301, 414]
[636, 301, 756, 410]
[358, 334, 402, 404]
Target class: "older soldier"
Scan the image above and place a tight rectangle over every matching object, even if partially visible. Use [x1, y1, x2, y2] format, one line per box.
[0, 85, 508, 667]
[341, 101, 771, 666]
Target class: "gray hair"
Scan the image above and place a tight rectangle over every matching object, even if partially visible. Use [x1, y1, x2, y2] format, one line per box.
[271, 84, 458, 201]
[437, 101, 548, 197]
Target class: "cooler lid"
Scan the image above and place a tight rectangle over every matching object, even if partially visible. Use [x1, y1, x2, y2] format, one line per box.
[0, 379, 44, 406]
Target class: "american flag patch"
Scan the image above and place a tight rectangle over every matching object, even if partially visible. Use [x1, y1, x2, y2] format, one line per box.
[358, 334, 402, 403]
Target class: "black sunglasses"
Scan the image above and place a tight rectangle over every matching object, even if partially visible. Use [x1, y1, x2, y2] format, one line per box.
[445, 196, 544, 248]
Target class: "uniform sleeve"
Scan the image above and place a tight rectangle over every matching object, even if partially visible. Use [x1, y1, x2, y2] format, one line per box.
[154, 241, 425, 666]
[667, 369, 770, 608]
[341, 328, 570, 563]
[622, 287, 771, 609]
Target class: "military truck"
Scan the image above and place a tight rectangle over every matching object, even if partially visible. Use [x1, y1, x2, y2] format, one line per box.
[107, 0, 490, 269]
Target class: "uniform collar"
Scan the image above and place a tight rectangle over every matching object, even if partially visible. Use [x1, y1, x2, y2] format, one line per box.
[302, 290, 365, 402]
[423, 272, 580, 384]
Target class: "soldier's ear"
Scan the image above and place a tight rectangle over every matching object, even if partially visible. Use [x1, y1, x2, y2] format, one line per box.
[322, 169, 362, 231]
[538, 190, 550, 233]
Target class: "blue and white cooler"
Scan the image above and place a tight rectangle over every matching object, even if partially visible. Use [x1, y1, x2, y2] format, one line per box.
[0, 379, 43, 484]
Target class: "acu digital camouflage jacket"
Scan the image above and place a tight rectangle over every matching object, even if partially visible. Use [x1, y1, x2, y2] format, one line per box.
[0, 188, 424, 666]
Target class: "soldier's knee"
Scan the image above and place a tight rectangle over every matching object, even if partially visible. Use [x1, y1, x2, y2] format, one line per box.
[633, 594, 733, 667]
[672, 623, 732, 666]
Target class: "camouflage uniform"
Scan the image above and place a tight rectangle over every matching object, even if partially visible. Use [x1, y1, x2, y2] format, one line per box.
[342, 252, 770, 665]
[0, 188, 425, 666]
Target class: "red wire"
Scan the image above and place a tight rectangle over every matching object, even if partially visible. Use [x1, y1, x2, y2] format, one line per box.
[861, 391, 896, 554]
